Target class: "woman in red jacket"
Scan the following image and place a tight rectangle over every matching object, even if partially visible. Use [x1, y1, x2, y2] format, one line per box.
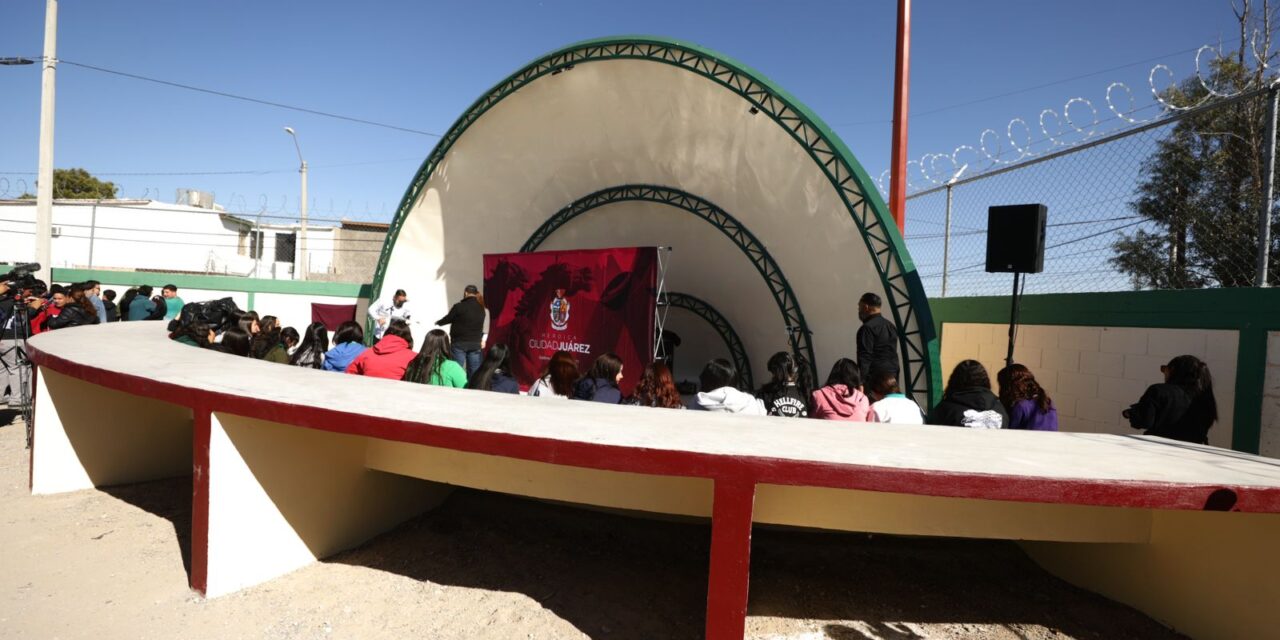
[345, 319, 416, 380]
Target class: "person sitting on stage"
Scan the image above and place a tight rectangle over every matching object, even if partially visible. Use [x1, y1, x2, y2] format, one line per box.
[347, 319, 416, 380]
[625, 362, 685, 409]
[757, 351, 810, 418]
[466, 344, 519, 394]
[811, 358, 871, 421]
[402, 328, 467, 388]
[323, 321, 367, 372]
[572, 353, 625, 403]
[866, 370, 924, 425]
[997, 364, 1058, 431]
[929, 360, 1008, 429]
[529, 350, 578, 399]
[1122, 355, 1217, 444]
[694, 358, 765, 414]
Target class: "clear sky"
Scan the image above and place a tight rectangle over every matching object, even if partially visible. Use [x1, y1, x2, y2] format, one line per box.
[0, 0, 1249, 225]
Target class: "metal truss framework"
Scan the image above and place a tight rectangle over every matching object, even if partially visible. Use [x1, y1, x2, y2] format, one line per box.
[520, 184, 815, 386]
[661, 291, 754, 391]
[371, 36, 937, 402]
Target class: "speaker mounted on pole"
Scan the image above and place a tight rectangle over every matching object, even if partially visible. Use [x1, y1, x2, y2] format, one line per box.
[985, 203, 1047, 274]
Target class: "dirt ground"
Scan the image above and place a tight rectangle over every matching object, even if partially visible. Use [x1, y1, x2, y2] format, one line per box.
[0, 411, 1186, 640]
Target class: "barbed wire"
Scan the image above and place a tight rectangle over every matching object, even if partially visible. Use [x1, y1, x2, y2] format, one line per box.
[879, 35, 1279, 196]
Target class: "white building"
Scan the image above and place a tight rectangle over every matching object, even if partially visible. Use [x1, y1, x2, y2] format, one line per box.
[0, 197, 361, 280]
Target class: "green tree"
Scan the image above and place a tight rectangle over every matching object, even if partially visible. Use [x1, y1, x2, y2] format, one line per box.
[1112, 3, 1277, 288]
[19, 168, 118, 200]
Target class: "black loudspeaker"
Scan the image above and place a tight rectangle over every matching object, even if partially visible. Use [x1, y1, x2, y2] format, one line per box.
[986, 204, 1047, 273]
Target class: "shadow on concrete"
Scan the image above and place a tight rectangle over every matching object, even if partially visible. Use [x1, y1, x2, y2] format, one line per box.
[100, 476, 194, 580]
[329, 488, 1187, 640]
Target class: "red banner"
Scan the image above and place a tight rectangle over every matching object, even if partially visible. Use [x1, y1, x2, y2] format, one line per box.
[484, 247, 657, 394]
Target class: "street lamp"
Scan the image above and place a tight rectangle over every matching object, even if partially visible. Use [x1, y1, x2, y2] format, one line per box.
[283, 126, 308, 281]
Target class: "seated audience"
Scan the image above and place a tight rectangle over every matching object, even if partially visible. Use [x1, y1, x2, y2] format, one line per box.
[102, 289, 119, 322]
[171, 321, 214, 348]
[401, 328, 467, 387]
[529, 350, 578, 399]
[465, 344, 519, 393]
[572, 353, 625, 403]
[290, 322, 329, 369]
[866, 370, 924, 424]
[323, 321, 367, 372]
[238, 310, 261, 336]
[1123, 355, 1217, 444]
[217, 327, 253, 357]
[252, 316, 288, 363]
[348, 319, 417, 380]
[811, 358, 871, 421]
[694, 358, 765, 414]
[929, 360, 1008, 428]
[280, 326, 301, 357]
[997, 364, 1058, 431]
[625, 362, 685, 409]
[757, 351, 810, 418]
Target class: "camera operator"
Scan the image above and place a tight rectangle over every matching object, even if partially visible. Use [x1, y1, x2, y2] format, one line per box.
[0, 280, 43, 408]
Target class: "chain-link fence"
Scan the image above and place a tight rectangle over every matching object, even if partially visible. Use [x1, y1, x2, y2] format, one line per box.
[904, 85, 1280, 297]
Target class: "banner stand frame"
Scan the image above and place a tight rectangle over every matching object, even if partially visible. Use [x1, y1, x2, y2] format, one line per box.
[653, 246, 673, 361]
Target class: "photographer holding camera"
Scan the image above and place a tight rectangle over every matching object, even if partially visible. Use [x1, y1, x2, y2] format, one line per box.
[0, 278, 43, 409]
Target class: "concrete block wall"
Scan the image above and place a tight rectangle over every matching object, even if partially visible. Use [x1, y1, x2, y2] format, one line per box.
[940, 323, 1238, 449]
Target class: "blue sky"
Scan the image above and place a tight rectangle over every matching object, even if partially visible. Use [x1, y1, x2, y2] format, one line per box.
[0, 0, 1248, 224]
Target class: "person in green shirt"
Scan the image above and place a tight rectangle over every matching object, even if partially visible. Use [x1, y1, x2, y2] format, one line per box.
[402, 329, 467, 388]
[162, 284, 184, 320]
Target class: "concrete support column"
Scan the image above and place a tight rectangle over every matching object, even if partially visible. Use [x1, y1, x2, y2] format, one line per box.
[704, 477, 756, 640]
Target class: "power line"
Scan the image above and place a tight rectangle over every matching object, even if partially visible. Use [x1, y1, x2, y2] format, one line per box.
[58, 59, 442, 138]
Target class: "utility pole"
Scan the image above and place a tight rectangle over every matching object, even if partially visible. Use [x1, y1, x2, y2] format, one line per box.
[35, 0, 58, 284]
[888, 0, 911, 234]
[284, 127, 308, 280]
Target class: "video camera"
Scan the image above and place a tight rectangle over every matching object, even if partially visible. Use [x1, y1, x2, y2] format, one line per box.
[172, 297, 245, 333]
[1, 262, 40, 293]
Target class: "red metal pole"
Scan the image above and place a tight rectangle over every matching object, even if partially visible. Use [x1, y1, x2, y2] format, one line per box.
[889, 0, 912, 234]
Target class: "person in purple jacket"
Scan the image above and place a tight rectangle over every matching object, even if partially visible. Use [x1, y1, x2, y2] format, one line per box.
[997, 364, 1058, 431]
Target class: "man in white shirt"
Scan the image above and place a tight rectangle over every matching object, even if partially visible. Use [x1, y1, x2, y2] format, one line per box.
[369, 289, 411, 339]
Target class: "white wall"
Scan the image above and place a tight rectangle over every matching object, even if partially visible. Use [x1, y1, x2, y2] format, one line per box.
[940, 323, 1238, 449]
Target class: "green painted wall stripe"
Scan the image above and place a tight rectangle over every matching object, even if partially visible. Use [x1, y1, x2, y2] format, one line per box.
[51, 268, 372, 299]
[246, 291, 256, 311]
[931, 288, 1280, 455]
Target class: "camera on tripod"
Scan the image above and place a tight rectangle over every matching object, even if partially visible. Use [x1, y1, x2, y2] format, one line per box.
[1, 263, 40, 294]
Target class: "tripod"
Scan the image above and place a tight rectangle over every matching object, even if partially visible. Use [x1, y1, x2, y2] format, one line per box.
[1, 299, 35, 449]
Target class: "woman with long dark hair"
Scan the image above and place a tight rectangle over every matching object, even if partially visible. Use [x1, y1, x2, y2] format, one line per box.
[171, 321, 214, 348]
[323, 321, 366, 372]
[929, 360, 1008, 428]
[529, 351, 578, 399]
[1124, 354, 1218, 444]
[435, 284, 487, 378]
[626, 362, 684, 409]
[402, 328, 467, 387]
[572, 352, 624, 403]
[218, 326, 253, 357]
[237, 311, 261, 336]
[118, 287, 139, 321]
[290, 322, 330, 369]
[997, 364, 1057, 431]
[811, 358, 870, 421]
[280, 326, 301, 357]
[251, 315, 288, 363]
[465, 344, 519, 393]
[757, 351, 810, 418]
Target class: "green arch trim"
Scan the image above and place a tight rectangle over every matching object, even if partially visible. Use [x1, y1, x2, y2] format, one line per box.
[520, 184, 815, 386]
[370, 35, 938, 403]
[662, 291, 754, 391]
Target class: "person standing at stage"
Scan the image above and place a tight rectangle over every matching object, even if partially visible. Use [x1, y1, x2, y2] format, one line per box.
[436, 285, 487, 379]
[856, 292, 899, 383]
[369, 289, 411, 339]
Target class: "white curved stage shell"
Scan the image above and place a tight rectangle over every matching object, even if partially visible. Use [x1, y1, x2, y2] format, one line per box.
[372, 38, 936, 398]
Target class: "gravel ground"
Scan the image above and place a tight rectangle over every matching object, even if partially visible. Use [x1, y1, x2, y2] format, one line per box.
[0, 410, 1186, 639]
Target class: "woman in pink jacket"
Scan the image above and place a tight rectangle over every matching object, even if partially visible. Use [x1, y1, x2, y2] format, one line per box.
[811, 358, 871, 421]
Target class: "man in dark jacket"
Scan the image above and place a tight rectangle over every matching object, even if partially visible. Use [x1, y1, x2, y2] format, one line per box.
[435, 284, 486, 378]
[0, 281, 42, 407]
[856, 292, 899, 382]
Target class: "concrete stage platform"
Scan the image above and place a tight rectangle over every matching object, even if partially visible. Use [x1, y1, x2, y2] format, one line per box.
[25, 322, 1280, 639]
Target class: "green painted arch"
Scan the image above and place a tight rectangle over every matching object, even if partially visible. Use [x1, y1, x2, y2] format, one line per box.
[520, 184, 814, 386]
[371, 35, 938, 404]
[662, 291, 754, 391]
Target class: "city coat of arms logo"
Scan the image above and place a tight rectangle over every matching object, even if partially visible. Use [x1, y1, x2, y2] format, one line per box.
[550, 288, 571, 331]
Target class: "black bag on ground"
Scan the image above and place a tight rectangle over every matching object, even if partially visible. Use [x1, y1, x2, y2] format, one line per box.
[170, 298, 244, 333]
